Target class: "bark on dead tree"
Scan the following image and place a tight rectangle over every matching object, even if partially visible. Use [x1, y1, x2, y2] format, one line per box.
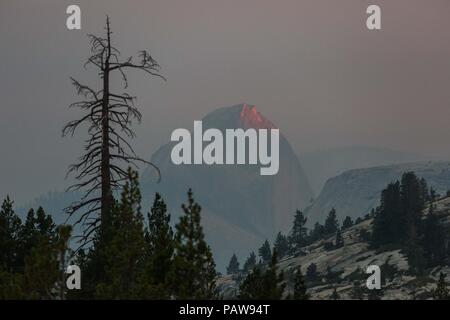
[63, 16, 164, 245]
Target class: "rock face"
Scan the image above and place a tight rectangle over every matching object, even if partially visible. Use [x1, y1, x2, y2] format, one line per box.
[217, 196, 450, 300]
[299, 146, 424, 196]
[306, 161, 450, 225]
[141, 103, 314, 269]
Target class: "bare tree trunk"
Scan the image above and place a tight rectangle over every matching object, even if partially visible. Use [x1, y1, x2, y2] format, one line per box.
[63, 16, 164, 245]
[101, 18, 113, 227]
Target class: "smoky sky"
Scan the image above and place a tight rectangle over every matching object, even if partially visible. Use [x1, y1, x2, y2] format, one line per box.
[1, 0, 450, 203]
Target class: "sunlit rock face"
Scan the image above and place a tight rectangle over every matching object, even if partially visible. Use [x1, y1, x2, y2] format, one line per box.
[239, 104, 276, 130]
[141, 103, 313, 270]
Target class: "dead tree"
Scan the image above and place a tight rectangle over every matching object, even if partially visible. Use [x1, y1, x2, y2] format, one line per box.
[63, 17, 164, 245]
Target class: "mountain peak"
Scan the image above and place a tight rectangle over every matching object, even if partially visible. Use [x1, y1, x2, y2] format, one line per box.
[238, 103, 276, 130]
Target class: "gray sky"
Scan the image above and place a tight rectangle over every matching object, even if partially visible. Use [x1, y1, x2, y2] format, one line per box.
[1, 0, 450, 203]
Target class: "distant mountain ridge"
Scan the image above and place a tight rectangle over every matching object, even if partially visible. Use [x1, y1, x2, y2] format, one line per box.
[300, 146, 425, 195]
[306, 161, 450, 225]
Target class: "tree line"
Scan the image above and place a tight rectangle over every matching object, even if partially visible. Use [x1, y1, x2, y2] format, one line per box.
[0, 173, 218, 299]
[225, 171, 450, 299]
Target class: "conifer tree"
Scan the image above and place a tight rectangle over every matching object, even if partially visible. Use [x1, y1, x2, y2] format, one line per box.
[21, 208, 59, 300]
[238, 249, 285, 299]
[56, 225, 73, 300]
[433, 272, 449, 300]
[95, 169, 147, 299]
[309, 222, 325, 243]
[287, 210, 308, 253]
[274, 232, 289, 258]
[263, 249, 285, 299]
[226, 253, 240, 275]
[0, 197, 22, 273]
[324, 208, 339, 235]
[342, 216, 353, 230]
[306, 263, 319, 283]
[23, 237, 59, 299]
[238, 267, 264, 299]
[371, 182, 402, 247]
[292, 266, 308, 300]
[258, 240, 272, 264]
[142, 193, 174, 298]
[335, 229, 344, 249]
[422, 203, 446, 267]
[243, 252, 257, 273]
[170, 189, 217, 299]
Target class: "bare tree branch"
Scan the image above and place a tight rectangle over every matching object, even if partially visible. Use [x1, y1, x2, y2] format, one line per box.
[63, 17, 164, 245]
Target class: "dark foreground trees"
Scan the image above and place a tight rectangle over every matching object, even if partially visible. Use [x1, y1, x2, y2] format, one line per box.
[169, 189, 217, 299]
[238, 249, 285, 299]
[371, 172, 450, 274]
[0, 173, 217, 299]
[0, 198, 71, 299]
[70, 171, 217, 299]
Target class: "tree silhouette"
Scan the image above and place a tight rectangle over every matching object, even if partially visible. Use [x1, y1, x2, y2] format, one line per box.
[63, 16, 165, 245]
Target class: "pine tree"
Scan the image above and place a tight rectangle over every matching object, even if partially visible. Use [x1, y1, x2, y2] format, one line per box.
[292, 266, 308, 300]
[371, 172, 428, 256]
[227, 254, 240, 275]
[143, 193, 174, 298]
[21, 209, 59, 300]
[422, 203, 446, 267]
[433, 272, 449, 300]
[35, 206, 56, 240]
[405, 222, 426, 275]
[56, 225, 72, 300]
[170, 189, 217, 299]
[238, 249, 285, 299]
[274, 232, 289, 258]
[335, 229, 344, 249]
[309, 222, 325, 243]
[238, 267, 264, 299]
[371, 182, 402, 247]
[324, 208, 339, 235]
[400, 172, 426, 243]
[263, 249, 285, 299]
[258, 240, 272, 264]
[23, 237, 59, 299]
[342, 216, 353, 230]
[288, 210, 308, 253]
[0, 196, 22, 273]
[95, 169, 147, 299]
[243, 252, 257, 273]
[306, 263, 319, 283]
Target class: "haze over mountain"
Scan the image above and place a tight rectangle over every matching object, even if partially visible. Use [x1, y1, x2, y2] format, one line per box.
[141, 103, 314, 269]
[306, 161, 450, 225]
[300, 146, 425, 195]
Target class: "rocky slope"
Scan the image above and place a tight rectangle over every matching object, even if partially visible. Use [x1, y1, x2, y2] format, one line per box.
[217, 196, 450, 300]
